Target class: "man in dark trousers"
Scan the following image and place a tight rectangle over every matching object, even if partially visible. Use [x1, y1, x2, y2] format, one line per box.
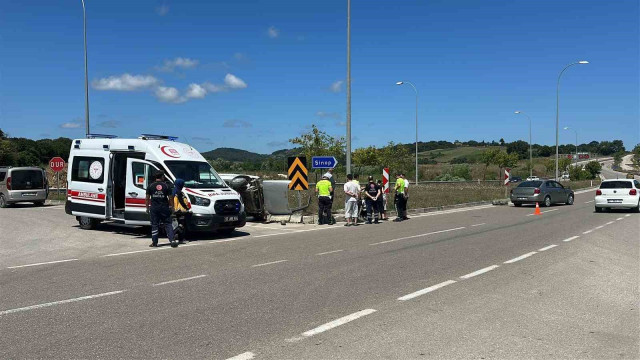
[364, 176, 381, 224]
[146, 171, 177, 248]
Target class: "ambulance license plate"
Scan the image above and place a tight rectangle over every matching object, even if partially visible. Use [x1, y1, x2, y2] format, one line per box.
[224, 216, 238, 222]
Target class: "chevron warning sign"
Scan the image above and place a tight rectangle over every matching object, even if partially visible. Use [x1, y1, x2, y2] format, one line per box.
[288, 156, 308, 190]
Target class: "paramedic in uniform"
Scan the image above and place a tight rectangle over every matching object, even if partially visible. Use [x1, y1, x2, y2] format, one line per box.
[146, 171, 177, 247]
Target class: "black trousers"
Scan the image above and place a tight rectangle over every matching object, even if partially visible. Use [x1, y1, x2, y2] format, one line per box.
[318, 196, 333, 224]
[150, 207, 174, 245]
[394, 194, 405, 219]
[365, 198, 379, 222]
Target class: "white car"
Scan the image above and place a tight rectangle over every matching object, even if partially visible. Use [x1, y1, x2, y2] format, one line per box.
[595, 179, 640, 213]
[526, 176, 540, 181]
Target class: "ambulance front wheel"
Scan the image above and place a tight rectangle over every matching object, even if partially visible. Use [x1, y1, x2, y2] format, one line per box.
[78, 216, 99, 230]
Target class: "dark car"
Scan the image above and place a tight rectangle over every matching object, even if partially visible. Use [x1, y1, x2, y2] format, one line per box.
[510, 180, 574, 207]
[509, 176, 522, 183]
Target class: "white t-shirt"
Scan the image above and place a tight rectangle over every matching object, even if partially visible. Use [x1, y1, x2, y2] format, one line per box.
[343, 181, 359, 202]
[404, 179, 409, 196]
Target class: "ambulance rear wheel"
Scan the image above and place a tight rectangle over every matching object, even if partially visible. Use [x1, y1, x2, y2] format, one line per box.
[78, 216, 98, 230]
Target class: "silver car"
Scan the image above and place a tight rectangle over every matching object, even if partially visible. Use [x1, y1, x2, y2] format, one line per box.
[510, 180, 574, 207]
[0, 167, 49, 208]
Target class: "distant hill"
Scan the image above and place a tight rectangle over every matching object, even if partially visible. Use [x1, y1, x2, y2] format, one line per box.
[201, 148, 266, 162]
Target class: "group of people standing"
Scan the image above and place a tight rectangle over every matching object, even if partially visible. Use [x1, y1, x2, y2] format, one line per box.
[316, 170, 410, 226]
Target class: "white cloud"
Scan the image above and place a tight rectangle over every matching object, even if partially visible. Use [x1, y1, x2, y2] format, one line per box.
[202, 82, 226, 93]
[156, 4, 169, 16]
[157, 57, 199, 72]
[185, 83, 207, 99]
[60, 118, 82, 129]
[155, 86, 185, 103]
[330, 80, 344, 93]
[267, 26, 279, 38]
[224, 73, 247, 89]
[92, 74, 159, 91]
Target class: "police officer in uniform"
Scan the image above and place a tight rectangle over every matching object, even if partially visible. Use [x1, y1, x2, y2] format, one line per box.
[315, 175, 334, 225]
[146, 171, 177, 247]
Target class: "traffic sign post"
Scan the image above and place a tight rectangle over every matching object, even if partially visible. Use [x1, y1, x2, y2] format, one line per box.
[382, 168, 390, 194]
[504, 168, 511, 198]
[288, 157, 309, 190]
[50, 157, 66, 201]
[311, 156, 338, 169]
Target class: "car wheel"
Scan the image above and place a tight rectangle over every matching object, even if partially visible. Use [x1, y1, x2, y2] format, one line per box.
[0, 194, 7, 208]
[634, 202, 640, 213]
[566, 194, 574, 205]
[218, 228, 235, 236]
[544, 196, 552, 207]
[33, 201, 45, 207]
[513, 202, 522, 207]
[595, 206, 602, 213]
[78, 216, 98, 230]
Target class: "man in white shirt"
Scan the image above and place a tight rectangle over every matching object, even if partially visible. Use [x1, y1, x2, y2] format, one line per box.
[402, 174, 410, 220]
[343, 174, 360, 226]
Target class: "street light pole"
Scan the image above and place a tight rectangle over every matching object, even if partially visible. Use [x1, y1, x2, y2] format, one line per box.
[555, 60, 588, 180]
[81, 0, 90, 137]
[396, 81, 419, 185]
[564, 126, 578, 166]
[346, 0, 351, 175]
[515, 111, 532, 177]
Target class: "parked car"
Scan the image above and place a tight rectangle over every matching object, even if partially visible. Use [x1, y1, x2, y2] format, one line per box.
[509, 176, 522, 183]
[0, 166, 49, 208]
[510, 180, 574, 207]
[594, 179, 640, 213]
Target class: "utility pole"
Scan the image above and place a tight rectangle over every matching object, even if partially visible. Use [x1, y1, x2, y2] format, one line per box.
[346, 0, 351, 175]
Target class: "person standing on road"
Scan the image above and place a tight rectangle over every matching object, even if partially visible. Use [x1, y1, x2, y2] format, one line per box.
[315, 175, 333, 225]
[172, 178, 192, 243]
[343, 174, 360, 226]
[364, 176, 381, 224]
[376, 179, 387, 220]
[394, 173, 405, 222]
[146, 171, 177, 248]
[402, 173, 410, 220]
[323, 168, 336, 224]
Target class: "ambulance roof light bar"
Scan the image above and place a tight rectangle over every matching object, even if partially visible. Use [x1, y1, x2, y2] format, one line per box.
[139, 134, 178, 141]
[86, 134, 118, 139]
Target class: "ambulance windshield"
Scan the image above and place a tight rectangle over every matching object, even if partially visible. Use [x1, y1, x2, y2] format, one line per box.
[165, 161, 225, 189]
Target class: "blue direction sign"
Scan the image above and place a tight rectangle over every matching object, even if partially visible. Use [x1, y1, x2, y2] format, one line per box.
[311, 156, 338, 169]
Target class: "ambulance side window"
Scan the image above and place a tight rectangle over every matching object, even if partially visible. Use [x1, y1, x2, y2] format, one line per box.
[132, 162, 151, 190]
[71, 157, 105, 184]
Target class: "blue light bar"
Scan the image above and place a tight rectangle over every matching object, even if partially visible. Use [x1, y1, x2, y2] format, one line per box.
[140, 134, 178, 141]
[86, 134, 118, 139]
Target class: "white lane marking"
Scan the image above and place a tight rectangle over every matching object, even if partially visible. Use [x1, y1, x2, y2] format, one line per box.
[254, 226, 338, 238]
[246, 224, 299, 231]
[584, 200, 595, 204]
[471, 223, 486, 227]
[226, 352, 255, 360]
[538, 244, 558, 252]
[594, 225, 604, 230]
[369, 227, 466, 246]
[251, 259, 288, 268]
[316, 249, 344, 256]
[103, 247, 170, 257]
[625, 214, 631, 217]
[398, 280, 457, 301]
[410, 205, 494, 219]
[605, 221, 615, 225]
[583, 230, 593, 234]
[460, 265, 499, 279]
[526, 209, 559, 216]
[180, 243, 200, 247]
[504, 252, 537, 264]
[287, 309, 377, 342]
[0, 290, 125, 316]
[7, 258, 78, 269]
[152, 275, 207, 287]
[563, 236, 580, 242]
[616, 217, 624, 221]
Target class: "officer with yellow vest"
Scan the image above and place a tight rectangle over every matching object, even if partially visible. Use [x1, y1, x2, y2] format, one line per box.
[315, 175, 334, 225]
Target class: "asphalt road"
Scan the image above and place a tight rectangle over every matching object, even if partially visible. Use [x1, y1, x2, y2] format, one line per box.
[1, 189, 638, 359]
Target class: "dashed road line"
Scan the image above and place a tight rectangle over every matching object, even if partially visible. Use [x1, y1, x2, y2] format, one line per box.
[398, 280, 457, 301]
[605, 221, 615, 225]
[471, 223, 486, 227]
[0, 290, 125, 316]
[594, 225, 604, 230]
[369, 227, 466, 246]
[287, 309, 377, 342]
[226, 351, 255, 360]
[616, 217, 624, 221]
[7, 258, 78, 269]
[410, 205, 494, 219]
[103, 247, 170, 257]
[538, 244, 558, 251]
[503, 252, 537, 264]
[251, 259, 288, 268]
[625, 214, 631, 217]
[584, 200, 595, 204]
[563, 235, 580, 242]
[459, 265, 499, 279]
[152, 275, 207, 287]
[526, 209, 559, 217]
[583, 230, 593, 234]
[316, 249, 344, 256]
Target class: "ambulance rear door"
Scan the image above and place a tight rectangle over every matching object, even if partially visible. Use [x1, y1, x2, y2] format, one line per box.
[124, 158, 160, 225]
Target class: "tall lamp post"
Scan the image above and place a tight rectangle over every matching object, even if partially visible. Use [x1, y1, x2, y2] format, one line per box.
[564, 126, 578, 166]
[396, 81, 418, 185]
[81, 0, 90, 137]
[345, 0, 351, 175]
[515, 111, 532, 178]
[555, 60, 588, 180]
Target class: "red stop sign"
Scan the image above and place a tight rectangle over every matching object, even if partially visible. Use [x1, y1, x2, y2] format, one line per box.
[50, 157, 66, 172]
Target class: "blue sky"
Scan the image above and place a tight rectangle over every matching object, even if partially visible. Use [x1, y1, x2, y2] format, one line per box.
[1, 0, 638, 154]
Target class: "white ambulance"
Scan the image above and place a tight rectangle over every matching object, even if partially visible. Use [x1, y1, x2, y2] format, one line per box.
[65, 134, 246, 234]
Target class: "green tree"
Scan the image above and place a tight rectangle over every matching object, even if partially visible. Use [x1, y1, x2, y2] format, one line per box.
[377, 142, 413, 176]
[289, 125, 346, 167]
[543, 158, 555, 176]
[584, 161, 602, 179]
[480, 148, 501, 180]
[613, 151, 624, 168]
